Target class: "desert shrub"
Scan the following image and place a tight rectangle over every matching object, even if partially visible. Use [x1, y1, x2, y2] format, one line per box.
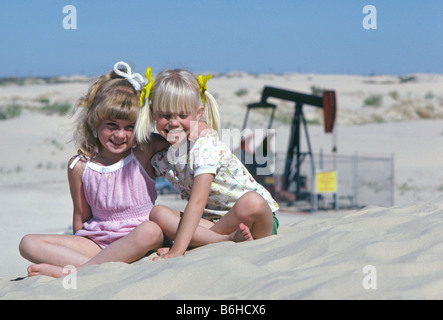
[425, 91, 435, 99]
[388, 91, 398, 100]
[234, 89, 248, 97]
[364, 94, 383, 107]
[310, 85, 327, 96]
[41, 102, 72, 116]
[0, 104, 23, 120]
[398, 75, 417, 83]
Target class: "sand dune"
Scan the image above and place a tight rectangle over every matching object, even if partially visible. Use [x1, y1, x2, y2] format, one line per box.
[2, 196, 443, 299]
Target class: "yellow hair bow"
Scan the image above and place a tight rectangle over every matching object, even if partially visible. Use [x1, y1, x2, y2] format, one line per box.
[198, 74, 212, 106]
[140, 67, 153, 106]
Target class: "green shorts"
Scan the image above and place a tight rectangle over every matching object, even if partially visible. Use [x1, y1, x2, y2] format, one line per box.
[272, 212, 279, 235]
[187, 211, 280, 235]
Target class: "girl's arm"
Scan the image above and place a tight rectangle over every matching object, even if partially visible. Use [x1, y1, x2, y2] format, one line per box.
[158, 173, 214, 259]
[149, 133, 169, 154]
[67, 156, 92, 234]
[134, 134, 169, 175]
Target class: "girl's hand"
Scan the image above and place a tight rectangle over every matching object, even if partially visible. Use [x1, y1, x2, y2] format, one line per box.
[153, 247, 183, 261]
[154, 173, 214, 262]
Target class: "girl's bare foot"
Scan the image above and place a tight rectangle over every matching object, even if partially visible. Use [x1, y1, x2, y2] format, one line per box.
[157, 247, 170, 256]
[27, 263, 67, 278]
[231, 223, 253, 242]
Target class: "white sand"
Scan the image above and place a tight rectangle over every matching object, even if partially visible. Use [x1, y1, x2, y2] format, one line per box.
[2, 197, 443, 299]
[1, 73, 443, 299]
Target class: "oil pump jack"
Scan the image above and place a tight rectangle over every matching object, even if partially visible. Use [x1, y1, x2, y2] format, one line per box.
[241, 86, 337, 204]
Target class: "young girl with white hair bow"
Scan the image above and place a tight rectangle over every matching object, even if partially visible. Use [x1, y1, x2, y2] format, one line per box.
[19, 62, 168, 278]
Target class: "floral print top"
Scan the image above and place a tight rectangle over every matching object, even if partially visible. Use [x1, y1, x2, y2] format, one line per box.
[151, 134, 279, 218]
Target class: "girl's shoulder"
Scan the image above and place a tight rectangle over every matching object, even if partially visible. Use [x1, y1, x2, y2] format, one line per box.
[193, 132, 219, 145]
[191, 133, 226, 154]
[190, 134, 224, 163]
[68, 154, 88, 171]
[67, 154, 88, 183]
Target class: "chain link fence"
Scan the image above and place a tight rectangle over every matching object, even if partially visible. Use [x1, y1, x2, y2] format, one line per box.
[273, 152, 394, 210]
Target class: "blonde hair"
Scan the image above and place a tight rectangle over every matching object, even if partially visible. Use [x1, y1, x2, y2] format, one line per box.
[73, 70, 141, 157]
[135, 69, 220, 143]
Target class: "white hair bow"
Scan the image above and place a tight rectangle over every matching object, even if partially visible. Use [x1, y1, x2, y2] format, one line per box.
[113, 61, 145, 91]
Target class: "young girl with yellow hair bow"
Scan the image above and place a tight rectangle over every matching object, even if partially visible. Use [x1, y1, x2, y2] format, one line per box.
[135, 68, 279, 261]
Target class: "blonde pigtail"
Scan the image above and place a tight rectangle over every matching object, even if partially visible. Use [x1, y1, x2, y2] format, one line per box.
[198, 74, 220, 132]
[202, 91, 220, 132]
[135, 67, 155, 144]
[135, 101, 154, 144]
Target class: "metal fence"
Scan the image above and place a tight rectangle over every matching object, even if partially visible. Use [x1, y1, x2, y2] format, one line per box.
[273, 151, 394, 210]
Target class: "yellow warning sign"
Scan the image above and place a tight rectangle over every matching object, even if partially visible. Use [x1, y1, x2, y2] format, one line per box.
[316, 170, 337, 193]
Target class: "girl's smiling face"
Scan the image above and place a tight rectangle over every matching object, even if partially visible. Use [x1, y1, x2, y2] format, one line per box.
[97, 118, 136, 156]
[155, 107, 204, 146]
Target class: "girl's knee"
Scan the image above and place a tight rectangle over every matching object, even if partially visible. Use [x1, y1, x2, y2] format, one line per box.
[149, 205, 168, 222]
[19, 234, 38, 257]
[239, 192, 269, 213]
[149, 205, 180, 229]
[230, 192, 272, 226]
[135, 221, 163, 247]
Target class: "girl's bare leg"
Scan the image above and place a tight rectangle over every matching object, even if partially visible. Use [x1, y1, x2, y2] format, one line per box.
[209, 191, 274, 239]
[150, 205, 253, 247]
[19, 234, 102, 268]
[24, 221, 164, 278]
[79, 221, 163, 267]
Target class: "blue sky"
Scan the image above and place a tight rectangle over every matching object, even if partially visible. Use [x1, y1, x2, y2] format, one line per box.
[1, 0, 442, 77]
